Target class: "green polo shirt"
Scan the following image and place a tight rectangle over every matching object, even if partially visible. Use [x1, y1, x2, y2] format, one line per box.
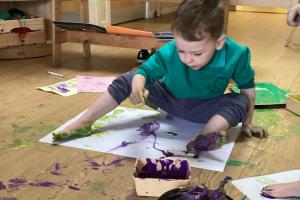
[135, 37, 255, 99]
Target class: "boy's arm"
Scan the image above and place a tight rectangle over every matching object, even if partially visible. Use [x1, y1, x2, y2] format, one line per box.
[240, 88, 268, 138]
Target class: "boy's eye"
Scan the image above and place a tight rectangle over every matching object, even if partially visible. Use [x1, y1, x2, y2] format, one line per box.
[194, 53, 202, 56]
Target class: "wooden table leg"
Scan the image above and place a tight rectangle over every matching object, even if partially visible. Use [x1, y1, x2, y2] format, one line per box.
[52, 0, 62, 67]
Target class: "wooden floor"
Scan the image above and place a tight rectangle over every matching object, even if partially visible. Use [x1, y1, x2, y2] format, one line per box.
[0, 11, 299, 200]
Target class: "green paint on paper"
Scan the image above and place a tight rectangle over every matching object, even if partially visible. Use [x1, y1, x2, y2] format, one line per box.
[112, 109, 125, 116]
[90, 181, 107, 194]
[11, 139, 27, 149]
[233, 82, 288, 105]
[226, 160, 259, 168]
[11, 123, 32, 133]
[255, 177, 277, 185]
[99, 115, 111, 121]
[94, 129, 109, 138]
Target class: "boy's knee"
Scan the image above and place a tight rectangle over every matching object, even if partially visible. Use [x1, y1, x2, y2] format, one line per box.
[107, 72, 134, 104]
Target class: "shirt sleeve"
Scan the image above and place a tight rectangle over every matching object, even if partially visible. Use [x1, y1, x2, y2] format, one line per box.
[134, 43, 170, 85]
[233, 46, 255, 89]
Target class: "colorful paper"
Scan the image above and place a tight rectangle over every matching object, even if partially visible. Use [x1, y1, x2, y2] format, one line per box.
[233, 82, 288, 106]
[38, 78, 77, 96]
[76, 76, 115, 93]
[39, 107, 240, 172]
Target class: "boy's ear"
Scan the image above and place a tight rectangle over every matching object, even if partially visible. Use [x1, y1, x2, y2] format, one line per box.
[215, 35, 226, 50]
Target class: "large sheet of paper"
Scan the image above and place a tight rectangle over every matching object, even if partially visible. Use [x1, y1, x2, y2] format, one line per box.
[232, 170, 300, 200]
[39, 107, 240, 172]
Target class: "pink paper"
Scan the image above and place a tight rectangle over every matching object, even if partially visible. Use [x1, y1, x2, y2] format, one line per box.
[76, 76, 116, 93]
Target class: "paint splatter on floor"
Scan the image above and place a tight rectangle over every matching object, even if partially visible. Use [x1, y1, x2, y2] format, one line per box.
[10, 123, 32, 133]
[10, 139, 27, 149]
[50, 162, 62, 176]
[90, 181, 107, 195]
[226, 160, 259, 168]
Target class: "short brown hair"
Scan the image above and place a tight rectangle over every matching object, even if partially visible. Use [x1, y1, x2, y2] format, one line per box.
[171, 0, 224, 41]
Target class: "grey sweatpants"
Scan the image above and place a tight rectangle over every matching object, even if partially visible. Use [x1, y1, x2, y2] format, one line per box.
[108, 72, 248, 127]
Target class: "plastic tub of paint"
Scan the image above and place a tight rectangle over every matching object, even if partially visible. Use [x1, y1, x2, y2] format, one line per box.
[133, 158, 191, 197]
[286, 93, 300, 116]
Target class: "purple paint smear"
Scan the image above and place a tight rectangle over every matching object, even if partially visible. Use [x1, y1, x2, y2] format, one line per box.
[260, 192, 276, 199]
[56, 84, 70, 93]
[84, 155, 126, 170]
[0, 198, 18, 200]
[68, 185, 80, 191]
[0, 182, 6, 190]
[29, 181, 61, 187]
[51, 162, 62, 176]
[137, 121, 172, 157]
[137, 158, 190, 180]
[8, 178, 27, 189]
[108, 141, 137, 152]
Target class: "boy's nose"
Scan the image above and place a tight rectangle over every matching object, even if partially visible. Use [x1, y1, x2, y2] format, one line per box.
[184, 53, 193, 64]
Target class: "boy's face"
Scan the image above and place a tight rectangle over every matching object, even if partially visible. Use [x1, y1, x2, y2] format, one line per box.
[174, 33, 226, 70]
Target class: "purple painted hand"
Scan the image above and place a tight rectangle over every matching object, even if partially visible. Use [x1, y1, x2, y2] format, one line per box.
[186, 131, 226, 154]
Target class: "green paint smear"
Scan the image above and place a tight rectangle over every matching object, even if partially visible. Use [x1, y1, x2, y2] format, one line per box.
[112, 109, 125, 116]
[233, 82, 288, 105]
[90, 181, 107, 194]
[253, 110, 280, 128]
[288, 125, 300, 136]
[226, 160, 259, 168]
[94, 129, 109, 138]
[11, 123, 32, 133]
[40, 123, 57, 132]
[52, 123, 93, 141]
[11, 139, 27, 149]
[255, 177, 277, 185]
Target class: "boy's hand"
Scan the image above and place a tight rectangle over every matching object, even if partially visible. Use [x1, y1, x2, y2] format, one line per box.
[240, 123, 268, 138]
[186, 131, 226, 154]
[52, 121, 93, 141]
[129, 74, 149, 105]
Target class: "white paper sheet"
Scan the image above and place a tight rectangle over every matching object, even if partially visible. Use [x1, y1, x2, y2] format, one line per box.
[39, 107, 240, 172]
[232, 170, 300, 200]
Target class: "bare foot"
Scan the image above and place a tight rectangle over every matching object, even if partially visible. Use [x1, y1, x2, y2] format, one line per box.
[262, 181, 300, 198]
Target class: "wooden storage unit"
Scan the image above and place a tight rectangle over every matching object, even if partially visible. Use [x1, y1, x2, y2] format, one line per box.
[0, 17, 45, 33]
[0, 0, 52, 59]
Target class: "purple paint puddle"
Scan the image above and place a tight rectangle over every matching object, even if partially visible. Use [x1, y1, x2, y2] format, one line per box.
[29, 181, 61, 188]
[51, 162, 62, 176]
[0, 182, 6, 190]
[136, 158, 190, 180]
[174, 177, 233, 200]
[68, 185, 80, 191]
[8, 178, 27, 189]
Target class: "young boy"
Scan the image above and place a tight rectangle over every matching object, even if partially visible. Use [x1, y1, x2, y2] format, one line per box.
[57, 0, 267, 153]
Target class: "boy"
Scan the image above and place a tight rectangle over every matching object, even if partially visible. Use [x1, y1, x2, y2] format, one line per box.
[57, 0, 267, 154]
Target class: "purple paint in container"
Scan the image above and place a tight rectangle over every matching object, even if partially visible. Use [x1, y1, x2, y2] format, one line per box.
[134, 158, 191, 197]
[136, 158, 190, 180]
